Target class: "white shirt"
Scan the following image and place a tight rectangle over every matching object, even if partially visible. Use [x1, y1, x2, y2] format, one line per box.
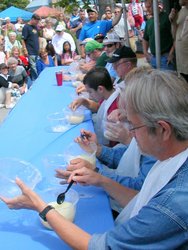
[52, 32, 76, 55]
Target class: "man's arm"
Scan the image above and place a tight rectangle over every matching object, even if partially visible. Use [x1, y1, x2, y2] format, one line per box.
[142, 38, 151, 62]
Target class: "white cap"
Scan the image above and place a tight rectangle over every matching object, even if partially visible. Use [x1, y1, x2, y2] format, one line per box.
[55, 25, 65, 32]
[103, 32, 121, 45]
[5, 17, 10, 20]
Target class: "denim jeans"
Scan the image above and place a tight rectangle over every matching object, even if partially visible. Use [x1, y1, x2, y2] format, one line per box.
[150, 53, 175, 71]
[29, 55, 39, 81]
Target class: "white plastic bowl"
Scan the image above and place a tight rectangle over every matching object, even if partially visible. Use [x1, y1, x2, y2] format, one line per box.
[39, 187, 79, 229]
[0, 158, 42, 198]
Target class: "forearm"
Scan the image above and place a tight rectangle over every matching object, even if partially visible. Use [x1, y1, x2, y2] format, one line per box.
[85, 99, 99, 113]
[46, 209, 91, 250]
[98, 175, 138, 207]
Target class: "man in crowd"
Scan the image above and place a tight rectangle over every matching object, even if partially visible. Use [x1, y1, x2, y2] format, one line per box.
[52, 24, 76, 65]
[169, 0, 188, 82]
[22, 14, 40, 81]
[79, 8, 122, 41]
[142, 0, 174, 70]
[70, 9, 88, 39]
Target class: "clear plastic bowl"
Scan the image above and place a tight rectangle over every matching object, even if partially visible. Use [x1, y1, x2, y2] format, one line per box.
[47, 111, 68, 132]
[64, 108, 85, 125]
[39, 187, 79, 229]
[43, 154, 67, 186]
[0, 158, 42, 198]
[64, 142, 97, 168]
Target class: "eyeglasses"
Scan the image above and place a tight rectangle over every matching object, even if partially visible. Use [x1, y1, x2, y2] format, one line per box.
[125, 122, 146, 132]
[104, 44, 115, 48]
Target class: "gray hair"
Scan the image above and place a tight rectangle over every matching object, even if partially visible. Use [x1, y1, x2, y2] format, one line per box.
[7, 57, 18, 65]
[8, 32, 17, 37]
[125, 67, 188, 141]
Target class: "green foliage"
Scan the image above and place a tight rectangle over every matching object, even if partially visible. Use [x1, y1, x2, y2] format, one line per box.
[0, 0, 29, 11]
[54, 0, 93, 13]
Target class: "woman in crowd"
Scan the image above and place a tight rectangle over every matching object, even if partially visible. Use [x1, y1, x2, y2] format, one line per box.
[5, 32, 22, 58]
[36, 48, 55, 75]
[10, 46, 30, 75]
[46, 43, 58, 66]
[7, 57, 28, 94]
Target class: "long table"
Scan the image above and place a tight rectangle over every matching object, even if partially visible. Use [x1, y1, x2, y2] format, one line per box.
[0, 67, 114, 249]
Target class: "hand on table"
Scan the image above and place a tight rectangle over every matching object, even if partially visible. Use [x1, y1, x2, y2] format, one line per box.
[0, 178, 46, 212]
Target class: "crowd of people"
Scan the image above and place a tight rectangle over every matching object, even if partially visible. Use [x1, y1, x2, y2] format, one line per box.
[0, 0, 188, 249]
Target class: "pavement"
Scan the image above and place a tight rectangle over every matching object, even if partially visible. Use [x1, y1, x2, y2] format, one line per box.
[0, 56, 149, 125]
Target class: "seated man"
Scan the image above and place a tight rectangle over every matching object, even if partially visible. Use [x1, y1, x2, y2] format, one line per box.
[70, 67, 120, 145]
[2, 68, 188, 249]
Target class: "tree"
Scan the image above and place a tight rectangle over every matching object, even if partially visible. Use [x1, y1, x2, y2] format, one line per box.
[0, 0, 29, 11]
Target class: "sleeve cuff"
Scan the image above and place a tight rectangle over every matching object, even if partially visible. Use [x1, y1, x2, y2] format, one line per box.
[88, 233, 107, 250]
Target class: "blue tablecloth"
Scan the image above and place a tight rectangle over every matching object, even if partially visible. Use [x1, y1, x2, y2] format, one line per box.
[0, 67, 114, 249]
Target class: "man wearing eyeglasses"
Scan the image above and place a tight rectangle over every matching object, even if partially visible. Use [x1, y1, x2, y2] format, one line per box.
[103, 32, 122, 82]
[108, 45, 137, 89]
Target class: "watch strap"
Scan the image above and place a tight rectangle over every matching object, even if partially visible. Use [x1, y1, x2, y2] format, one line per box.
[39, 205, 54, 221]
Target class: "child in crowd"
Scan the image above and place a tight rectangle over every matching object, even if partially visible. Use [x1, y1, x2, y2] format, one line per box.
[0, 63, 19, 108]
[61, 41, 78, 65]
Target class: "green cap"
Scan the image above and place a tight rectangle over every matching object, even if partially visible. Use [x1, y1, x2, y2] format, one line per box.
[85, 40, 103, 54]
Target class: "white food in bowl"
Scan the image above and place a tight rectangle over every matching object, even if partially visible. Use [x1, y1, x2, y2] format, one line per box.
[67, 115, 84, 124]
[40, 201, 76, 230]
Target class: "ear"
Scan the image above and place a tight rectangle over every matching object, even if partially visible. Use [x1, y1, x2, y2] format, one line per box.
[97, 85, 104, 93]
[157, 120, 172, 141]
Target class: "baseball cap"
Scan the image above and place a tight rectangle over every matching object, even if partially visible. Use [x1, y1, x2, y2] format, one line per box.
[55, 25, 65, 32]
[94, 33, 105, 41]
[32, 14, 41, 20]
[108, 46, 136, 63]
[87, 8, 98, 14]
[103, 32, 121, 45]
[85, 40, 103, 54]
[80, 38, 93, 46]
[0, 63, 8, 70]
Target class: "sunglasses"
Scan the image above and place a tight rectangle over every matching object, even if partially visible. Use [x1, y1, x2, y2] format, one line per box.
[104, 44, 115, 48]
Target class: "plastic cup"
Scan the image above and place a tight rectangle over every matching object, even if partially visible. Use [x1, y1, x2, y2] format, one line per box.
[56, 71, 63, 86]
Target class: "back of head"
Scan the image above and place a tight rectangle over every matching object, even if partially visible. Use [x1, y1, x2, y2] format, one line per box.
[83, 67, 113, 91]
[125, 67, 188, 141]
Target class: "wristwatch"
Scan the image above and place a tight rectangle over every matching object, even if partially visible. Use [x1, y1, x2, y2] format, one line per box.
[39, 205, 54, 221]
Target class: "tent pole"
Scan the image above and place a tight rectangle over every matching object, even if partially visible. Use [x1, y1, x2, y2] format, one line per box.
[153, 0, 161, 69]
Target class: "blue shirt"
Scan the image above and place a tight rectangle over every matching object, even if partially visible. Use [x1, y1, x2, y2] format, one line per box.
[79, 20, 112, 41]
[89, 158, 188, 249]
[36, 55, 55, 75]
[97, 145, 156, 190]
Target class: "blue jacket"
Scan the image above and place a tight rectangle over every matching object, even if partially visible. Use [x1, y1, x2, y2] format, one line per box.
[89, 157, 188, 249]
[97, 145, 156, 190]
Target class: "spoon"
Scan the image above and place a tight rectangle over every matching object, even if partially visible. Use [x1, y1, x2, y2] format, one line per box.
[56, 179, 75, 204]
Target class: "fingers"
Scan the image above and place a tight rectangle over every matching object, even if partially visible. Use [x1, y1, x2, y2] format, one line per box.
[55, 169, 71, 180]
